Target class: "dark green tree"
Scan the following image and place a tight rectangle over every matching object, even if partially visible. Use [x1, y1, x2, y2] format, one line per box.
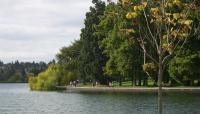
[78, 0, 107, 84]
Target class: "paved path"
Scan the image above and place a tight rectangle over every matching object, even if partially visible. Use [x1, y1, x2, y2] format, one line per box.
[56, 86, 200, 93]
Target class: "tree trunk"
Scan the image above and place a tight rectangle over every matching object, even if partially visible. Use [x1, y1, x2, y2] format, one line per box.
[135, 79, 138, 86]
[146, 77, 148, 86]
[191, 80, 194, 86]
[198, 80, 200, 86]
[170, 79, 176, 86]
[158, 55, 163, 114]
[132, 76, 136, 86]
[186, 80, 191, 86]
[143, 77, 148, 86]
[154, 78, 158, 86]
[138, 79, 142, 86]
[134, 79, 137, 86]
[119, 77, 122, 86]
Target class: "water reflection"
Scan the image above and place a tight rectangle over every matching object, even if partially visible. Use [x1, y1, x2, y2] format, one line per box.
[0, 84, 199, 114]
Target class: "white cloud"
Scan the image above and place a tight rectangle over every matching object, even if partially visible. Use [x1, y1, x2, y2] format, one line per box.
[0, 0, 96, 63]
[0, 0, 117, 63]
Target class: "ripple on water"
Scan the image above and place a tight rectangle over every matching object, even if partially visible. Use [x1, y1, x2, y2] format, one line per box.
[0, 84, 200, 114]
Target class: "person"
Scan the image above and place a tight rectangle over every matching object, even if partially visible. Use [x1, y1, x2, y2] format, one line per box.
[96, 81, 98, 87]
[70, 81, 72, 87]
[73, 81, 76, 87]
[109, 82, 111, 87]
[76, 80, 79, 87]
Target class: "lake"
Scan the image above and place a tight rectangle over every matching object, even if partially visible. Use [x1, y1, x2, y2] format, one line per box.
[0, 83, 199, 114]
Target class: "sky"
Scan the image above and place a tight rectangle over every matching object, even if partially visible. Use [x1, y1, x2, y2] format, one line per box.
[0, 0, 117, 63]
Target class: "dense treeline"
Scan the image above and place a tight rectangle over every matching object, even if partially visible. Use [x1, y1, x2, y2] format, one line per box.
[0, 60, 49, 82]
[29, 0, 200, 90]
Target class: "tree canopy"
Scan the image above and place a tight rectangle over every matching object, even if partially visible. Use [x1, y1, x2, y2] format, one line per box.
[29, 0, 200, 91]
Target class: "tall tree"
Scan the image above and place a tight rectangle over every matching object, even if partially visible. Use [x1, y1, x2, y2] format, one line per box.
[122, 0, 197, 113]
[57, 40, 81, 85]
[97, 2, 144, 86]
[78, 0, 107, 83]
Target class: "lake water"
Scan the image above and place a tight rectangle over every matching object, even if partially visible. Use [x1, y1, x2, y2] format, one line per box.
[0, 84, 200, 114]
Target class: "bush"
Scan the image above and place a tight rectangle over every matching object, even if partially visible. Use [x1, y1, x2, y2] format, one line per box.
[28, 65, 59, 91]
[28, 64, 78, 91]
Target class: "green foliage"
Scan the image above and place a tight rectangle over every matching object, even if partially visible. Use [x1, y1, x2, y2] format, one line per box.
[27, 0, 200, 89]
[168, 39, 200, 84]
[97, 3, 144, 82]
[78, 0, 107, 83]
[7, 75, 21, 82]
[0, 61, 48, 83]
[29, 65, 59, 91]
[28, 64, 78, 91]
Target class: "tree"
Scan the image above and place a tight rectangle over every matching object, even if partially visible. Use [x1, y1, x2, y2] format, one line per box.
[97, 2, 144, 86]
[168, 38, 200, 86]
[78, 0, 107, 84]
[57, 40, 81, 85]
[0, 61, 48, 82]
[28, 64, 61, 91]
[122, 0, 197, 113]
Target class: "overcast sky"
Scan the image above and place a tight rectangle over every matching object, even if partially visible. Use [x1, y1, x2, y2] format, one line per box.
[0, 0, 117, 63]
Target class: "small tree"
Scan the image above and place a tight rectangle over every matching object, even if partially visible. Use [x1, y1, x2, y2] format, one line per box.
[122, 0, 196, 113]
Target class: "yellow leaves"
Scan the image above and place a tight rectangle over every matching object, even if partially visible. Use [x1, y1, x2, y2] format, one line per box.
[126, 29, 136, 33]
[126, 12, 138, 19]
[165, 13, 172, 16]
[170, 27, 174, 32]
[150, 7, 160, 22]
[171, 30, 178, 38]
[178, 19, 185, 24]
[184, 20, 193, 26]
[133, 2, 147, 12]
[162, 43, 174, 54]
[180, 33, 188, 38]
[151, 8, 159, 13]
[164, 13, 174, 24]
[125, 1, 148, 19]
[143, 63, 157, 72]
[178, 19, 193, 27]
[173, 0, 182, 7]
[164, 12, 193, 28]
[126, 13, 132, 19]
[165, 0, 183, 8]
[120, 29, 136, 33]
[133, 2, 148, 12]
[167, 3, 173, 8]
[142, 2, 148, 8]
[122, 0, 131, 6]
[173, 0, 181, 5]
[150, 7, 159, 15]
[133, 6, 144, 12]
[162, 35, 168, 39]
[173, 13, 180, 20]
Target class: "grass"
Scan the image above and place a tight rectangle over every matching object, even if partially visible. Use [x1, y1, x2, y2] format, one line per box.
[77, 79, 200, 88]
[78, 80, 157, 88]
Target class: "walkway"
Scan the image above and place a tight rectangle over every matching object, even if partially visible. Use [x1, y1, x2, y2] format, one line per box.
[56, 86, 200, 93]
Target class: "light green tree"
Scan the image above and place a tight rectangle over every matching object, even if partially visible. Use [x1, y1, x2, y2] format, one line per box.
[122, 0, 196, 113]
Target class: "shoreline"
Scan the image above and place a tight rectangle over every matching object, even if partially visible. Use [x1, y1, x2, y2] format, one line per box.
[56, 86, 200, 93]
[0, 82, 27, 83]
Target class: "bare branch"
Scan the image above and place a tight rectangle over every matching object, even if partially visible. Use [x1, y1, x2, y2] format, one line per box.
[142, 9, 159, 51]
